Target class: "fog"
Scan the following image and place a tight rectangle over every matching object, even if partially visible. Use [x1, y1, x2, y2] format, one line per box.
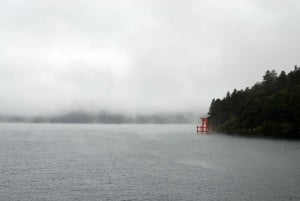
[0, 0, 299, 117]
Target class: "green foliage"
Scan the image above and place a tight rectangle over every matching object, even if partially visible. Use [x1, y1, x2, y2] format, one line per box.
[208, 66, 300, 138]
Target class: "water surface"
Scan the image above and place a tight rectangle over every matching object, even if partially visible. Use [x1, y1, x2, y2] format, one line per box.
[0, 123, 299, 201]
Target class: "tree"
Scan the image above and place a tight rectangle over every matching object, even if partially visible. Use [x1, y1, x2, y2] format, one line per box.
[263, 70, 277, 83]
[208, 66, 300, 138]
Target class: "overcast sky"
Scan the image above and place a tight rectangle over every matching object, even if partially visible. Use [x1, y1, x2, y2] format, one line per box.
[0, 0, 299, 116]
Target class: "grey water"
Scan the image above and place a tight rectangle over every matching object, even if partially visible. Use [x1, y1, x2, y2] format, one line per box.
[0, 124, 299, 201]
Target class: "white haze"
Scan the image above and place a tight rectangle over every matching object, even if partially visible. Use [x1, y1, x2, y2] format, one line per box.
[0, 0, 299, 116]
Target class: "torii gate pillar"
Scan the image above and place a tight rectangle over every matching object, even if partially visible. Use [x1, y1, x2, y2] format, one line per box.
[197, 117, 209, 134]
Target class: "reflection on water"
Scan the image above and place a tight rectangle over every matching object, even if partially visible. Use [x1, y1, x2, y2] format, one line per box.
[0, 123, 299, 201]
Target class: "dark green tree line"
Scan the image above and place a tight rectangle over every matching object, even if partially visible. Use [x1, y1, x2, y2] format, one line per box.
[208, 66, 300, 138]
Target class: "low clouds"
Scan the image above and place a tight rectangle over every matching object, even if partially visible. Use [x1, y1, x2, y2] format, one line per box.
[0, 0, 299, 116]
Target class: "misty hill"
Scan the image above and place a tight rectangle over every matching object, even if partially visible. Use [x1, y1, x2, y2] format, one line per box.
[208, 66, 300, 138]
[0, 111, 197, 124]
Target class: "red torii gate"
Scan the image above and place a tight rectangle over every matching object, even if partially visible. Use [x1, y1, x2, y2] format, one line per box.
[197, 117, 209, 134]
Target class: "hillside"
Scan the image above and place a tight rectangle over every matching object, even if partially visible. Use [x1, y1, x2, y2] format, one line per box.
[208, 66, 300, 138]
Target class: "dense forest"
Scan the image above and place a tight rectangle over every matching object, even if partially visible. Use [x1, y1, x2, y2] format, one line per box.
[208, 66, 300, 138]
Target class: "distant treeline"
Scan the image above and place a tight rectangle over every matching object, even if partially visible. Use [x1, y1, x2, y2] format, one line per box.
[0, 111, 196, 124]
[209, 66, 300, 138]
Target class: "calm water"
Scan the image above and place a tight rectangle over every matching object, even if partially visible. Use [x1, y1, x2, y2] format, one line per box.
[0, 123, 299, 201]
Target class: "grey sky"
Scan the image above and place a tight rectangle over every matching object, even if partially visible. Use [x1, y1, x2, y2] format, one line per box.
[0, 0, 299, 116]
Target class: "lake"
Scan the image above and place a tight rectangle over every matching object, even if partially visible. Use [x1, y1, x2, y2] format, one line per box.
[0, 123, 299, 201]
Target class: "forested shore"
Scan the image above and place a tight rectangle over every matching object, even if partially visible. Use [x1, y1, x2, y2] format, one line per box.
[209, 66, 300, 138]
[0, 112, 196, 124]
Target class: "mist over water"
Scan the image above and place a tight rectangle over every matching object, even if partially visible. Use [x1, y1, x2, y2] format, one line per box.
[1, 1, 300, 117]
[1, 123, 299, 201]
[1, 1, 300, 200]
[0, 111, 199, 124]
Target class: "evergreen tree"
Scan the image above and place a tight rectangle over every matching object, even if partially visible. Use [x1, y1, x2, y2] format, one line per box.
[208, 66, 300, 138]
